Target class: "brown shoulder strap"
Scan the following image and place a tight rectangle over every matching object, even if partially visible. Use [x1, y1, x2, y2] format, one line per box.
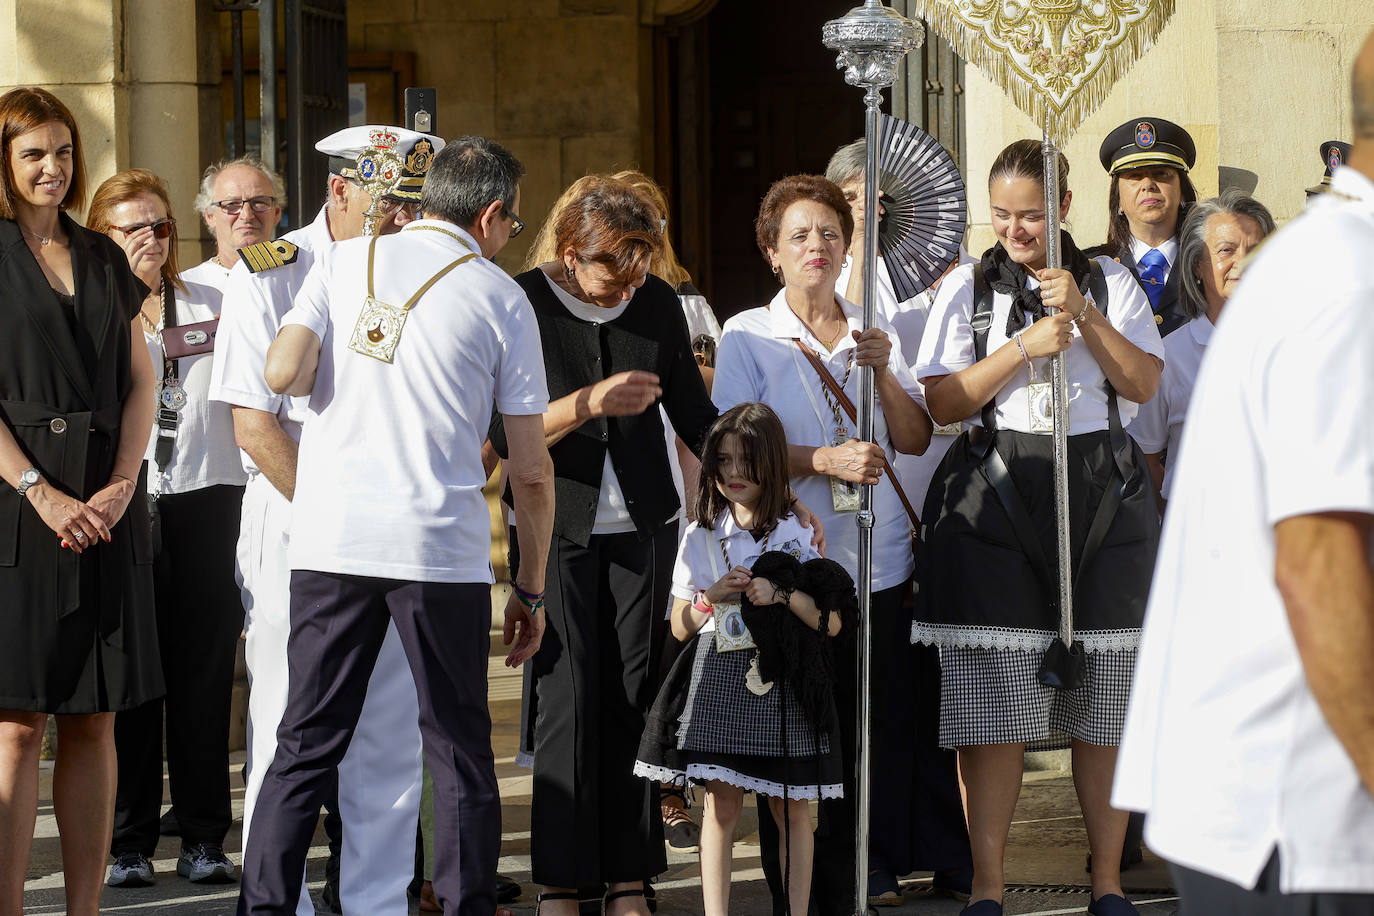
[792, 338, 921, 529]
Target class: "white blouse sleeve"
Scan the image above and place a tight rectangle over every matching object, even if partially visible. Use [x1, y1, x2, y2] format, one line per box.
[711, 314, 764, 412]
[915, 263, 977, 380]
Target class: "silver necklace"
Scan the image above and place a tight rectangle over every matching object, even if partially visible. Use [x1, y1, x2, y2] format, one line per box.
[20, 225, 54, 246]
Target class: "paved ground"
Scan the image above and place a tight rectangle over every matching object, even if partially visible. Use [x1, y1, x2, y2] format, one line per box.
[24, 587, 1179, 915]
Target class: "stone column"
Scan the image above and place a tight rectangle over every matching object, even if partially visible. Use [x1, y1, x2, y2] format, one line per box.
[0, 0, 222, 265]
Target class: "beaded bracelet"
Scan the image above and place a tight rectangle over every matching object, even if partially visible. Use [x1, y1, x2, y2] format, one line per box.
[1072, 296, 1093, 326]
[511, 581, 545, 613]
[1014, 332, 1034, 372]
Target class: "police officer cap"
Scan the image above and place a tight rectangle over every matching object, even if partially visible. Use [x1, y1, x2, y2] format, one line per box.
[315, 125, 445, 202]
[1099, 117, 1196, 175]
[1315, 140, 1352, 188]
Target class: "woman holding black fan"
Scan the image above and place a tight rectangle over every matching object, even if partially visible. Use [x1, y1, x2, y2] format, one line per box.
[911, 140, 1164, 916]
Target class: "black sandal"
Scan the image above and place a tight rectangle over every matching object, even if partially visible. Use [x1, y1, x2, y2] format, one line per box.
[537, 891, 579, 914]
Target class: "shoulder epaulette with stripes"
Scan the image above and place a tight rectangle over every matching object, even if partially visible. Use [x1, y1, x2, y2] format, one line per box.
[238, 238, 300, 273]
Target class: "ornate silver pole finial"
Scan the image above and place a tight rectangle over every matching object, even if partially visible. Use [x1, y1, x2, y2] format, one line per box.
[822, 5, 923, 916]
[823, 0, 924, 106]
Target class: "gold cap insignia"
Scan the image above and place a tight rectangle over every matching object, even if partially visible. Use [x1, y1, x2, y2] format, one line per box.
[405, 138, 435, 176]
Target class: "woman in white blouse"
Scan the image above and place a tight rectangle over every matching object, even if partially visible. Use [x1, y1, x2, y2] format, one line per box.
[1129, 189, 1273, 505]
[912, 140, 1165, 916]
[714, 175, 976, 911]
[87, 169, 246, 884]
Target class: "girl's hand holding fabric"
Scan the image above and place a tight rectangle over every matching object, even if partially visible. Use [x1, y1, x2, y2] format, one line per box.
[743, 575, 782, 607]
[705, 565, 752, 605]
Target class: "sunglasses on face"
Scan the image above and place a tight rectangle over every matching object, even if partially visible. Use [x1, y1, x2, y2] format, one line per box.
[212, 196, 277, 215]
[114, 217, 176, 239]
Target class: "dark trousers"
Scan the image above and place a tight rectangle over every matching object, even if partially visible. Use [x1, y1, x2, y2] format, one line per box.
[527, 525, 674, 888]
[112, 484, 245, 855]
[1172, 850, 1374, 915]
[237, 572, 497, 916]
[759, 582, 972, 914]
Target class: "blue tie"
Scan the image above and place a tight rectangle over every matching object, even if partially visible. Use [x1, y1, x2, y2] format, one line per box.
[1138, 248, 1168, 311]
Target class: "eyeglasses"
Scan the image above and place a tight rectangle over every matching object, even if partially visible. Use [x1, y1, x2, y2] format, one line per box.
[212, 196, 277, 215]
[504, 208, 525, 238]
[376, 196, 419, 217]
[113, 217, 176, 239]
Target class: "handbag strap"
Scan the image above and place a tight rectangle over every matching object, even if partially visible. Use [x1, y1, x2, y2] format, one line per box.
[792, 338, 920, 529]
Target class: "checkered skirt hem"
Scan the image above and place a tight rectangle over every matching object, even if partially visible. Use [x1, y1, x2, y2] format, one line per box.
[936, 642, 1137, 749]
[911, 623, 1141, 653]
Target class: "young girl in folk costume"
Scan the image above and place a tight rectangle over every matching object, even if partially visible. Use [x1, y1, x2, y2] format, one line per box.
[635, 402, 854, 916]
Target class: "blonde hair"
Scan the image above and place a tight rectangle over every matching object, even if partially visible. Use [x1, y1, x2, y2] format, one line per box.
[523, 170, 692, 289]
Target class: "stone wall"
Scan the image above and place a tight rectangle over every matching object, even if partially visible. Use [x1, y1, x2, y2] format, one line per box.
[1, 0, 223, 268]
[959, 3, 1374, 254]
[349, 0, 660, 273]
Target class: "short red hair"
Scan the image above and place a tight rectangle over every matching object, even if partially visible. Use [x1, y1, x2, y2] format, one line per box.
[0, 87, 87, 219]
[754, 174, 853, 279]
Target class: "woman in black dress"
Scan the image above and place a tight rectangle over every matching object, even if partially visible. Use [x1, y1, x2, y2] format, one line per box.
[491, 175, 718, 916]
[0, 87, 160, 915]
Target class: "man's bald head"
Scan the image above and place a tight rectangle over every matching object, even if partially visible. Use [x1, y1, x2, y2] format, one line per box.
[1355, 27, 1374, 141]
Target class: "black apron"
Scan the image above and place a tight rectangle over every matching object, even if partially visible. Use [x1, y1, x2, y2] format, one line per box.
[913, 260, 1160, 638]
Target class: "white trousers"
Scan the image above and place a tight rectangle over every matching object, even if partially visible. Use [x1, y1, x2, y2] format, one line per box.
[237, 473, 423, 915]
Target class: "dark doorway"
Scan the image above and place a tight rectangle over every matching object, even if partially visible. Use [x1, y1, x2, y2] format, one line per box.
[658, 0, 866, 322]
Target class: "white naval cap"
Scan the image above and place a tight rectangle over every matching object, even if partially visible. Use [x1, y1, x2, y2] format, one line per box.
[315, 125, 446, 201]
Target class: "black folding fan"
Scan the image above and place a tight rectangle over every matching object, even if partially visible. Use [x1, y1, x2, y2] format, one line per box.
[875, 113, 967, 301]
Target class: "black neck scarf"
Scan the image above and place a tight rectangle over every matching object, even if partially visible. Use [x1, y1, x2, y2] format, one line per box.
[981, 230, 1094, 337]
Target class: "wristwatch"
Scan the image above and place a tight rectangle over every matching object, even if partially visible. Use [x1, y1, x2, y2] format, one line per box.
[15, 468, 40, 499]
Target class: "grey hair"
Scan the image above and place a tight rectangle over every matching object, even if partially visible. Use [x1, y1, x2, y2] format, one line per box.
[1177, 188, 1276, 320]
[193, 154, 287, 215]
[420, 136, 524, 228]
[825, 138, 867, 187]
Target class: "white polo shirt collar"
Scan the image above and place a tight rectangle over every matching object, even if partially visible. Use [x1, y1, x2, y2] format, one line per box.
[765, 288, 861, 349]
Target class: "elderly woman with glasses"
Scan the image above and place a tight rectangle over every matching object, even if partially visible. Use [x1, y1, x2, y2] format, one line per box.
[1128, 189, 1275, 505]
[489, 174, 718, 916]
[0, 88, 160, 916]
[81, 168, 249, 887]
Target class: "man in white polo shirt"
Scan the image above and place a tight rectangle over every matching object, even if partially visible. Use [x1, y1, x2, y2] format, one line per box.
[209, 124, 441, 915]
[1114, 29, 1374, 913]
[238, 136, 552, 916]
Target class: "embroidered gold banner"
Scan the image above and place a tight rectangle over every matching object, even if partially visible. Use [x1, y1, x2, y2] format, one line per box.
[909, 0, 1176, 143]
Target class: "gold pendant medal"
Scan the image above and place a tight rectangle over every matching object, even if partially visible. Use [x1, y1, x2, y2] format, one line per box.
[347, 296, 409, 363]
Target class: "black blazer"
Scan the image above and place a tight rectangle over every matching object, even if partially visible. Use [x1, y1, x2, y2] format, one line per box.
[1084, 240, 1187, 337]
[0, 214, 156, 653]
[491, 269, 717, 546]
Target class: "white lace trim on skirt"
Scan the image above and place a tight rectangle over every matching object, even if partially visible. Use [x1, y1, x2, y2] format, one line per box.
[910, 622, 1140, 653]
[633, 761, 685, 785]
[684, 763, 843, 800]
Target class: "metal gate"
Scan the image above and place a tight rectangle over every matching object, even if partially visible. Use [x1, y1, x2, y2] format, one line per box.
[215, 0, 347, 230]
